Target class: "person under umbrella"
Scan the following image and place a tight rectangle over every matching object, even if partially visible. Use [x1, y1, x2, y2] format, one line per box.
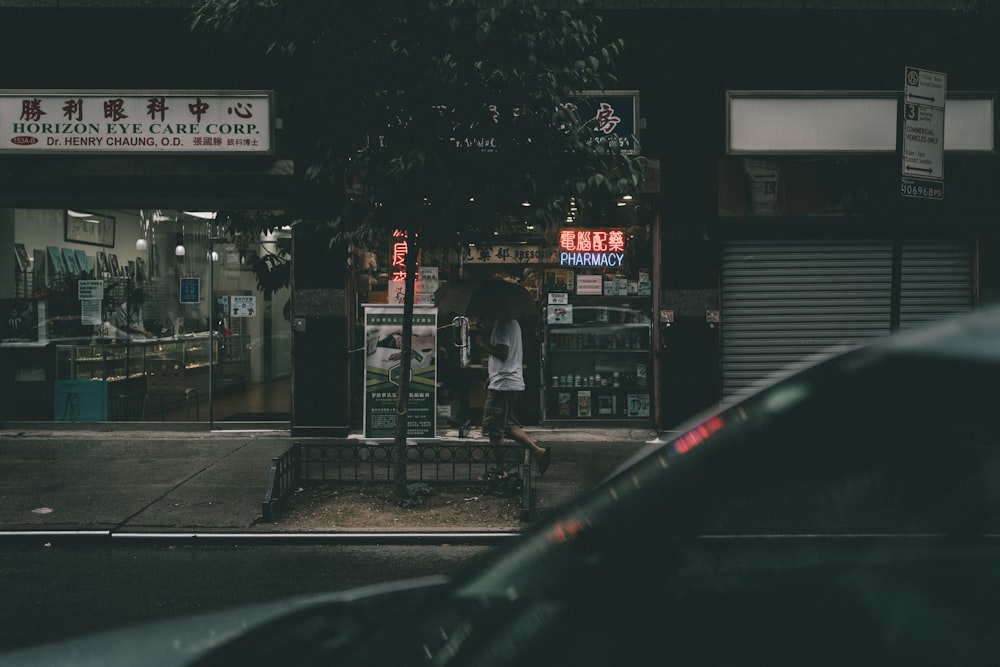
[434, 278, 538, 322]
[476, 316, 551, 475]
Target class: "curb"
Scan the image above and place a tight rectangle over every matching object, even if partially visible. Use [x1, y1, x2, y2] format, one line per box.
[0, 530, 522, 547]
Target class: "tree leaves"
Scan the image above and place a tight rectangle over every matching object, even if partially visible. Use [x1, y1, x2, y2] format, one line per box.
[191, 0, 645, 479]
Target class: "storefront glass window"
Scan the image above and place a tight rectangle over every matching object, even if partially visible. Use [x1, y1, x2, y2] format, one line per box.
[2, 208, 291, 424]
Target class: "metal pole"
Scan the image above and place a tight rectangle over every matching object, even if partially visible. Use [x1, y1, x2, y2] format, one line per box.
[208, 240, 214, 428]
[207, 237, 227, 428]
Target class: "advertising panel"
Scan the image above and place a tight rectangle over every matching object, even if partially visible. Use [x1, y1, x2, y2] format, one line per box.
[363, 305, 437, 439]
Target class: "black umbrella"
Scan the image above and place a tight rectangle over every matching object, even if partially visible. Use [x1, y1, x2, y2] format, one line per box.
[434, 278, 538, 321]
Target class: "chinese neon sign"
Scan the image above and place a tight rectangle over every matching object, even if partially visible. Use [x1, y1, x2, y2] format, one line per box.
[558, 228, 626, 267]
[390, 229, 410, 282]
[388, 230, 436, 305]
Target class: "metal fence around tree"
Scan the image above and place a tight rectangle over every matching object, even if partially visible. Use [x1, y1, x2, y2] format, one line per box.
[263, 441, 533, 522]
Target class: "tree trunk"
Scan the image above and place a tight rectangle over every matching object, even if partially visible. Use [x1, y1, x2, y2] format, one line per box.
[392, 239, 419, 500]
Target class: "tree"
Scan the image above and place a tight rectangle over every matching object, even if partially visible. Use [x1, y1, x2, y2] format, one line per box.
[191, 0, 645, 498]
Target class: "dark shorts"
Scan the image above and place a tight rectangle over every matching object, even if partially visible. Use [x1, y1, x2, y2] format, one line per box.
[481, 389, 522, 438]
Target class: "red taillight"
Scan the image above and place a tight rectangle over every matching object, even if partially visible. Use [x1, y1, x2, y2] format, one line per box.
[546, 517, 592, 544]
[673, 415, 724, 455]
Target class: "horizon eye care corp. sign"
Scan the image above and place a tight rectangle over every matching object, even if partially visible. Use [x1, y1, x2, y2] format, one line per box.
[0, 91, 273, 154]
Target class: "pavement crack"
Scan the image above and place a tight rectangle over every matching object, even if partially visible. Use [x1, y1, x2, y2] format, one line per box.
[111, 438, 258, 534]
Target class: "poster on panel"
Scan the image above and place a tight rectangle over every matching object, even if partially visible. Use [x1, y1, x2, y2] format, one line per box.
[363, 305, 437, 439]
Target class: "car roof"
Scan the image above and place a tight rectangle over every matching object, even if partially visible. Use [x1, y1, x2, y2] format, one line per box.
[463, 306, 1000, 590]
[882, 306, 1000, 364]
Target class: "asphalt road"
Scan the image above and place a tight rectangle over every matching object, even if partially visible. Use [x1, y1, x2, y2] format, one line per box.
[0, 541, 495, 654]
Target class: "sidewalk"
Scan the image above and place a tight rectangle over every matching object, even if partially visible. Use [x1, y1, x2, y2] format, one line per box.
[0, 426, 658, 536]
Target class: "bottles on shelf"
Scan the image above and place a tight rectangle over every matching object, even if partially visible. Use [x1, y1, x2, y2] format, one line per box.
[550, 330, 648, 350]
[544, 297, 652, 421]
[549, 360, 647, 389]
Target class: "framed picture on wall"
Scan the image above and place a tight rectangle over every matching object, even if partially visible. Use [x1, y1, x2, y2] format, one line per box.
[64, 210, 115, 247]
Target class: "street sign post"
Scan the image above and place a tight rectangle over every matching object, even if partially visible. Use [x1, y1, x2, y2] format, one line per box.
[901, 67, 946, 200]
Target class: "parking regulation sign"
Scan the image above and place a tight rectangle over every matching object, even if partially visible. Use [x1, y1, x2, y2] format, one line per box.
[901, 67, 946, 200]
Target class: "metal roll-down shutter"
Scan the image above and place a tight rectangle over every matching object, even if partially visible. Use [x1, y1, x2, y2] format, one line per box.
[900, 239, 972, 329]
[721, 238, 971, 399]
[721, 239, 894, 398]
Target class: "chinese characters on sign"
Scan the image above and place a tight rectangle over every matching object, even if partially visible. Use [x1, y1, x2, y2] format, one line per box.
[461, 244, 543, 264]
[0, 91, 273, 154]
[390, 229, 410, 283]
[78, 280, 104, 326]
[557, 228, 626, 267]
[568, 92, 639, 154]
[450, 92, 639, 154]
[389, 230, 436, 305]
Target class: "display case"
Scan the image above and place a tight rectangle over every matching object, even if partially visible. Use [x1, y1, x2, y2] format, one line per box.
[545, 300, 652, 422]
[57, 341, 146, 383]
[55, 333, 249, 386]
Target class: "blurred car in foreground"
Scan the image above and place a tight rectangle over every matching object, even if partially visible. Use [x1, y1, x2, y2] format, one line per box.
[7, 306, 1000, 665]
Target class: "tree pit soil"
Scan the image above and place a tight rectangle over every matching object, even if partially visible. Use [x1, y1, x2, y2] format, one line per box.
[273, 482, 524, 532]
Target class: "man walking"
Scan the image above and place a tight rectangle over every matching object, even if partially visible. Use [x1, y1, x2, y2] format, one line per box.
[477, 317, 551, 475]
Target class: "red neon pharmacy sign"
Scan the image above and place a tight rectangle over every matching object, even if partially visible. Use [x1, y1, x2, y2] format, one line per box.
[557, 228, 626, 267]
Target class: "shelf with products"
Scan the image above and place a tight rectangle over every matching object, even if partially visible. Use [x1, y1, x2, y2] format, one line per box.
[544, 302, 652, 422]
[548, 386, 652, 420]
[548, 324, 650, 352]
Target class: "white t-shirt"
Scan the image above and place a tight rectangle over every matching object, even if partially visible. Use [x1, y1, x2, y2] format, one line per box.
[113, 303, 146, 340]
[487, 319, 525, 391]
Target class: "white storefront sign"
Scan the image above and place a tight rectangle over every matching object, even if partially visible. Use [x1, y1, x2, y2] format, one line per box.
[0, 90, 273, 154]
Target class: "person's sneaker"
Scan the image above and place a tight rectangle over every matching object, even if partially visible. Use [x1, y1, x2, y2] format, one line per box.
[537, 448, 551, 476]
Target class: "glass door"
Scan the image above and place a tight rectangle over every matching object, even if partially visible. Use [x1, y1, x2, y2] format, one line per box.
[208, 231, 292, 428]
